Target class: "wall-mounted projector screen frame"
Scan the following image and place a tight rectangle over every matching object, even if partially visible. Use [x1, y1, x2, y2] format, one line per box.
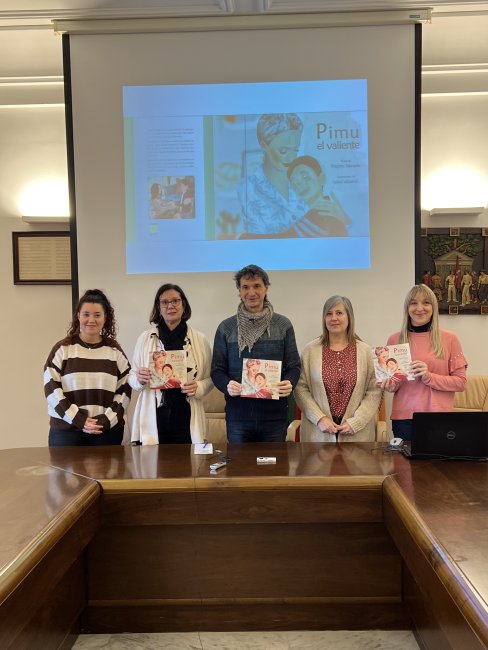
[62, 15, 422, 356]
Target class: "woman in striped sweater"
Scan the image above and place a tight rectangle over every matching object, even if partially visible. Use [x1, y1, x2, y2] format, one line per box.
[44, 289, 131, 446]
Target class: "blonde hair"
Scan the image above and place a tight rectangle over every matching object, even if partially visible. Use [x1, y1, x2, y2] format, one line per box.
[399, 284, 443, 358]
[320, 295, 360, 346]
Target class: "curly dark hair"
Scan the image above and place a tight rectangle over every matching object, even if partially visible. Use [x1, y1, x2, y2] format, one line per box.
[234, 264, 270, 289]
[67, 289, 117, 342]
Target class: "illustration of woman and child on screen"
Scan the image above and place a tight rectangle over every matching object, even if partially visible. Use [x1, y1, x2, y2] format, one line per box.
[238, 113, 350, 239]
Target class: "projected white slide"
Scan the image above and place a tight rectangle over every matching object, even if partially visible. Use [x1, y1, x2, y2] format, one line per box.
[124, 79, 369, 273]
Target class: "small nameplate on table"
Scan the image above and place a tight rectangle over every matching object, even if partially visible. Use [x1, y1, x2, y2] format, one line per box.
[194, 442, 213, 454]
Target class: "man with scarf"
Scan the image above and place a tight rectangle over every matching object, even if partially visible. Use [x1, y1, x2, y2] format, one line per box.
[211, 264, 301, 442]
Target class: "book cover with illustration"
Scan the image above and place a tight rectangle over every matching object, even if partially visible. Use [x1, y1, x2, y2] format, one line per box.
[372, 344, 414, 383]
[149, 349, 187, 389]
[241, 358, 282, 400]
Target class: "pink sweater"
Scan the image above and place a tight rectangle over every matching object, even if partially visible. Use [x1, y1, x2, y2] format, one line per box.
[387, 330, 467, 420]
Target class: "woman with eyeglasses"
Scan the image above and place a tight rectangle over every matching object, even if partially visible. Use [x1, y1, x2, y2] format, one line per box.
[129, 283, 213, 445]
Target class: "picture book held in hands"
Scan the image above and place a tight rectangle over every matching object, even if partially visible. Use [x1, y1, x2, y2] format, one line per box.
[372, 344, 415, 383]
[149, 349, 186, 389]
[241, 358, 282, 400]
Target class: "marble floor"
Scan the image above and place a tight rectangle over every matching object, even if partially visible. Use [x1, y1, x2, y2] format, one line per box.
[73, 630, 420, 649]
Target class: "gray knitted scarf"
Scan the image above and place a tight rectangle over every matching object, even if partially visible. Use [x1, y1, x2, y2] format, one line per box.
[237, 298, 274, 354]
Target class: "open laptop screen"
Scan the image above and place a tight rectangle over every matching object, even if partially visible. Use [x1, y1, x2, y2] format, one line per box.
[403, 412, 488, 460]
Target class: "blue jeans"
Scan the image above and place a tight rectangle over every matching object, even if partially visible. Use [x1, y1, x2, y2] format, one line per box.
[226, 416, 287, 443]
[48, 424, 124, 446]
[392, 419, 413, 441]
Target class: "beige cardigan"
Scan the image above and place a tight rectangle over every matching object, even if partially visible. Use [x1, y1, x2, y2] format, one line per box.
[294, 338, 381, 442]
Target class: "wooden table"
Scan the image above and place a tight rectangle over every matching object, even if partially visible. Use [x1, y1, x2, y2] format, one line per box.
[0, 448, 99, 650]
[1, 443, 488, 650]
[384, 459, 488, 650]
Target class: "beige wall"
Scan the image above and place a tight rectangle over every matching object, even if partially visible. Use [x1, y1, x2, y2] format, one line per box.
[0, 105, 71, 449]
[421, 15, 488, 381]
[0, 30, 71, 449]
[0, 19, 487, 450]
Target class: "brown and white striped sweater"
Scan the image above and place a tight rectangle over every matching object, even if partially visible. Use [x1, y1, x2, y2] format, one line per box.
[44, 335, 131, 431]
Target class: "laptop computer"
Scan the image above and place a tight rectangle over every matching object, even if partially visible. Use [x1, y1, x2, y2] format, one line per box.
[402, 411, 488, 460]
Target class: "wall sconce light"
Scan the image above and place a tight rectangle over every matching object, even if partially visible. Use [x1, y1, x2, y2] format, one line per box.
[422, 168, 488, 213]
[18, 178, 69, 223]
[21, 215, 70, 223]
[429, 207, 485, 217]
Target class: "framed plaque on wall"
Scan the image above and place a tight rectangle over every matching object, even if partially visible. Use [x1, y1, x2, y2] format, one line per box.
[12, 232, 71, 285]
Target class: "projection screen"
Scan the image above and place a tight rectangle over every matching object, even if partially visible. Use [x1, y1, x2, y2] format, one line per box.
[65, 18, 420, 355]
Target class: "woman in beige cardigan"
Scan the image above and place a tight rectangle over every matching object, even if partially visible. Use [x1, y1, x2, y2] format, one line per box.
[295, 295, 381, 442]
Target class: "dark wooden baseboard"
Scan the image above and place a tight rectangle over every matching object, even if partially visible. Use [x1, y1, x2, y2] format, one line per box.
[82, 600, 411, 633]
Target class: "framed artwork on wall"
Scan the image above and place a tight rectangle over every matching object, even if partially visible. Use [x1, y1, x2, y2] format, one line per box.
[419, 227, 488, 315]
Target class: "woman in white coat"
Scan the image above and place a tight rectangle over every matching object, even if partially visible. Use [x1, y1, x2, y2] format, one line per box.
[129, 283, 213, 445]
[295, 295, 380, 442]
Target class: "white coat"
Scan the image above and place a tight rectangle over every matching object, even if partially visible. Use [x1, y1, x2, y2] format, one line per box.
[129, 325, 213, 445]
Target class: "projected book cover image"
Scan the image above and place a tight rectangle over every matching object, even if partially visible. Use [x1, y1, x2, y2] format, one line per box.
[149, 350, 186, 389]
[372, 345, 414, 383]
[241, 358, 282, 400]
[123, 79, 371, 274]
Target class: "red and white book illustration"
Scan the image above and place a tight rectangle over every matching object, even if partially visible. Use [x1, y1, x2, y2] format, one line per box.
[240, 358, 282, 400]
[149, 349, 186, 389]
[372, 344, 414, 383]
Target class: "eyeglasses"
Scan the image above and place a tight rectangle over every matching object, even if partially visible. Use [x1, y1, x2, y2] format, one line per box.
[159, 298, 182, 308]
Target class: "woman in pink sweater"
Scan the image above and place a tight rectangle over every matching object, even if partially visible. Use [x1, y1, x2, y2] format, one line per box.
[383, 284, 467, 441]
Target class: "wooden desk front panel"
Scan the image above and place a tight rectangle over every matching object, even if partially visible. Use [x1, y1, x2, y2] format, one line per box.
[101, 484, 383, 526]
[193, 484, 384, 525]
[84, 484, 407, 632]
[88, 521, 398, 599]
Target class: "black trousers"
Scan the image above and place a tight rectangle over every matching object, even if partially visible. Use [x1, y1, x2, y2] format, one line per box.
[156, 398, 191, 444]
